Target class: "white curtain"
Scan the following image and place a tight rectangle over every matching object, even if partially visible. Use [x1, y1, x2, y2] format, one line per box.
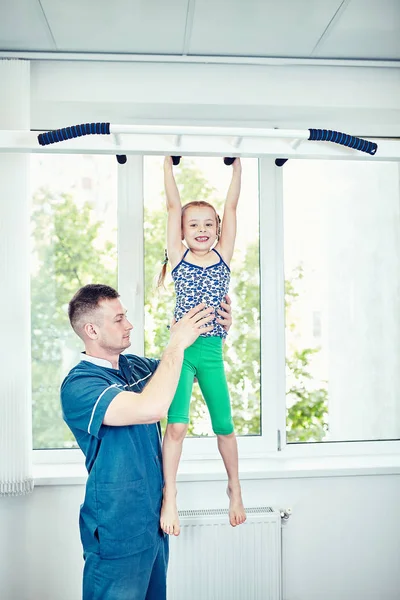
[0, 58, 33, 496]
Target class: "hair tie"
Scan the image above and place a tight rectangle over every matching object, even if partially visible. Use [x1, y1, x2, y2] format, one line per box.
[162, 249, 169, 265]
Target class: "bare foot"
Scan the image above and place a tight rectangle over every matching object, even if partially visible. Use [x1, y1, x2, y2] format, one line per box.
[227, 483, 246, 527]
[160, 488, 181, 536]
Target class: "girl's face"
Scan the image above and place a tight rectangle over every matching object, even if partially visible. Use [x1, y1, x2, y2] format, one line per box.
[182, 206, 218, 251]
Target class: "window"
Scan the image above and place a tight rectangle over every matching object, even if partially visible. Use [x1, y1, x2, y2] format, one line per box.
[283, 160, 400, 444]
[143, 156, 261, 437]
[30, 154, 118, 449]
[312, 311, 322, 339]
[30, 149, 400, 459]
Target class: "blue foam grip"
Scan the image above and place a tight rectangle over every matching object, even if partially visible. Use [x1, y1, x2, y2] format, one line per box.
[308, 129, 377, 155]
[37, 122, 111, 146]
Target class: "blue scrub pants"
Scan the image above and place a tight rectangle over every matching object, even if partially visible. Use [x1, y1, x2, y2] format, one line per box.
[83, 535, 169, 600]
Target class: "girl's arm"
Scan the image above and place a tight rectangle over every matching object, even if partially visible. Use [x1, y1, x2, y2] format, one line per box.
[217, 158, 242, 264]
[164, 157, 186, 267]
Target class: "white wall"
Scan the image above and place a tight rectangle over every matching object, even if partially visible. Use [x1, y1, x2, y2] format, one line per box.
[1, 474, 400, 600]
[1, 58, 400, 600]
[30, 60, 400, 136]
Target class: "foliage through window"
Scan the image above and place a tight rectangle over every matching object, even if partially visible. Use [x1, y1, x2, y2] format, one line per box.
[30, 154, 399, 452]
[283, 160, 400, 443]
[31, 155, 117, 449]
[144, 157, 261, 437]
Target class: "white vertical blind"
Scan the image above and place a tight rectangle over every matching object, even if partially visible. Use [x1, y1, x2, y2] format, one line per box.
[0, 58, 33, 496]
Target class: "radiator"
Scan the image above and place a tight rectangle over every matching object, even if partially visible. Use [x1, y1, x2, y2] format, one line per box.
[167, 507, 282, 600]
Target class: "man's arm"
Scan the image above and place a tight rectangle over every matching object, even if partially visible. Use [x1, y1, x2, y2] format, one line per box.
[103, 304, 214, 426]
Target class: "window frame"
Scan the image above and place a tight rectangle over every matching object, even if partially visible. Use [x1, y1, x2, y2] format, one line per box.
[31, 150, 400, 466]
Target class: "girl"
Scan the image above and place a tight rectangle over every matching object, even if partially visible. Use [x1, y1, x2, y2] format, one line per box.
[159, 156, 246, 536]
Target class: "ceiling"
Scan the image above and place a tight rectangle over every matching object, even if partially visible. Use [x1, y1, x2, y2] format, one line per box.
[0, 0, 399, 61]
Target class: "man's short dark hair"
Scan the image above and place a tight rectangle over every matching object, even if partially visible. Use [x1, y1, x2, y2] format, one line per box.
[68, 284, 120, 337]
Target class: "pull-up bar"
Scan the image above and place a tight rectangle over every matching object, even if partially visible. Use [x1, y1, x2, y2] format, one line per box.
[2, 122, 394, 161]
[37, 122, 378, 157]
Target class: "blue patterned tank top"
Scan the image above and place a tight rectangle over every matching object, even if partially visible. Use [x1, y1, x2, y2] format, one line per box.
[171, 248, 230, 338]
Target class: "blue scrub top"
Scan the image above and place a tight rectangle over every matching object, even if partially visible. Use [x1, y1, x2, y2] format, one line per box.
[60, 353, 164, 560]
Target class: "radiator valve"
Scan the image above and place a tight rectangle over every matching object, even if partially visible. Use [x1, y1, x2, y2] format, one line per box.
[280, 508, 292, 520]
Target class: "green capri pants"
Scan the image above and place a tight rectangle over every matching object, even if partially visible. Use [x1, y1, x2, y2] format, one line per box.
[167, 336, 234, 435]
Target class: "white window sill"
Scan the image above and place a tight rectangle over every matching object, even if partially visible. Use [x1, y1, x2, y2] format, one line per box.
[33, 454, 400, 487]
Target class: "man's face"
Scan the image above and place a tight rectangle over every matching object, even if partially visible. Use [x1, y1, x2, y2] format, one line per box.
[90, 297, 133, 354]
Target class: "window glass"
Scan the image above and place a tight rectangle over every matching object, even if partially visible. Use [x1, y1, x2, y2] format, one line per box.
[31, 154, 118, 449]
[284, 160, 400, 443]
[144, 157, 261, 436]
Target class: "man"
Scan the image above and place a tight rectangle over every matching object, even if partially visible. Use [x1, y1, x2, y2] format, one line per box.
[60, 283, 232, 600]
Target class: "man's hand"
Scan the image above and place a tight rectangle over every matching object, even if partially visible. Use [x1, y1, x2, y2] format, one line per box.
[216, 294, 232, 334]
[168, 304, 214, 350]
